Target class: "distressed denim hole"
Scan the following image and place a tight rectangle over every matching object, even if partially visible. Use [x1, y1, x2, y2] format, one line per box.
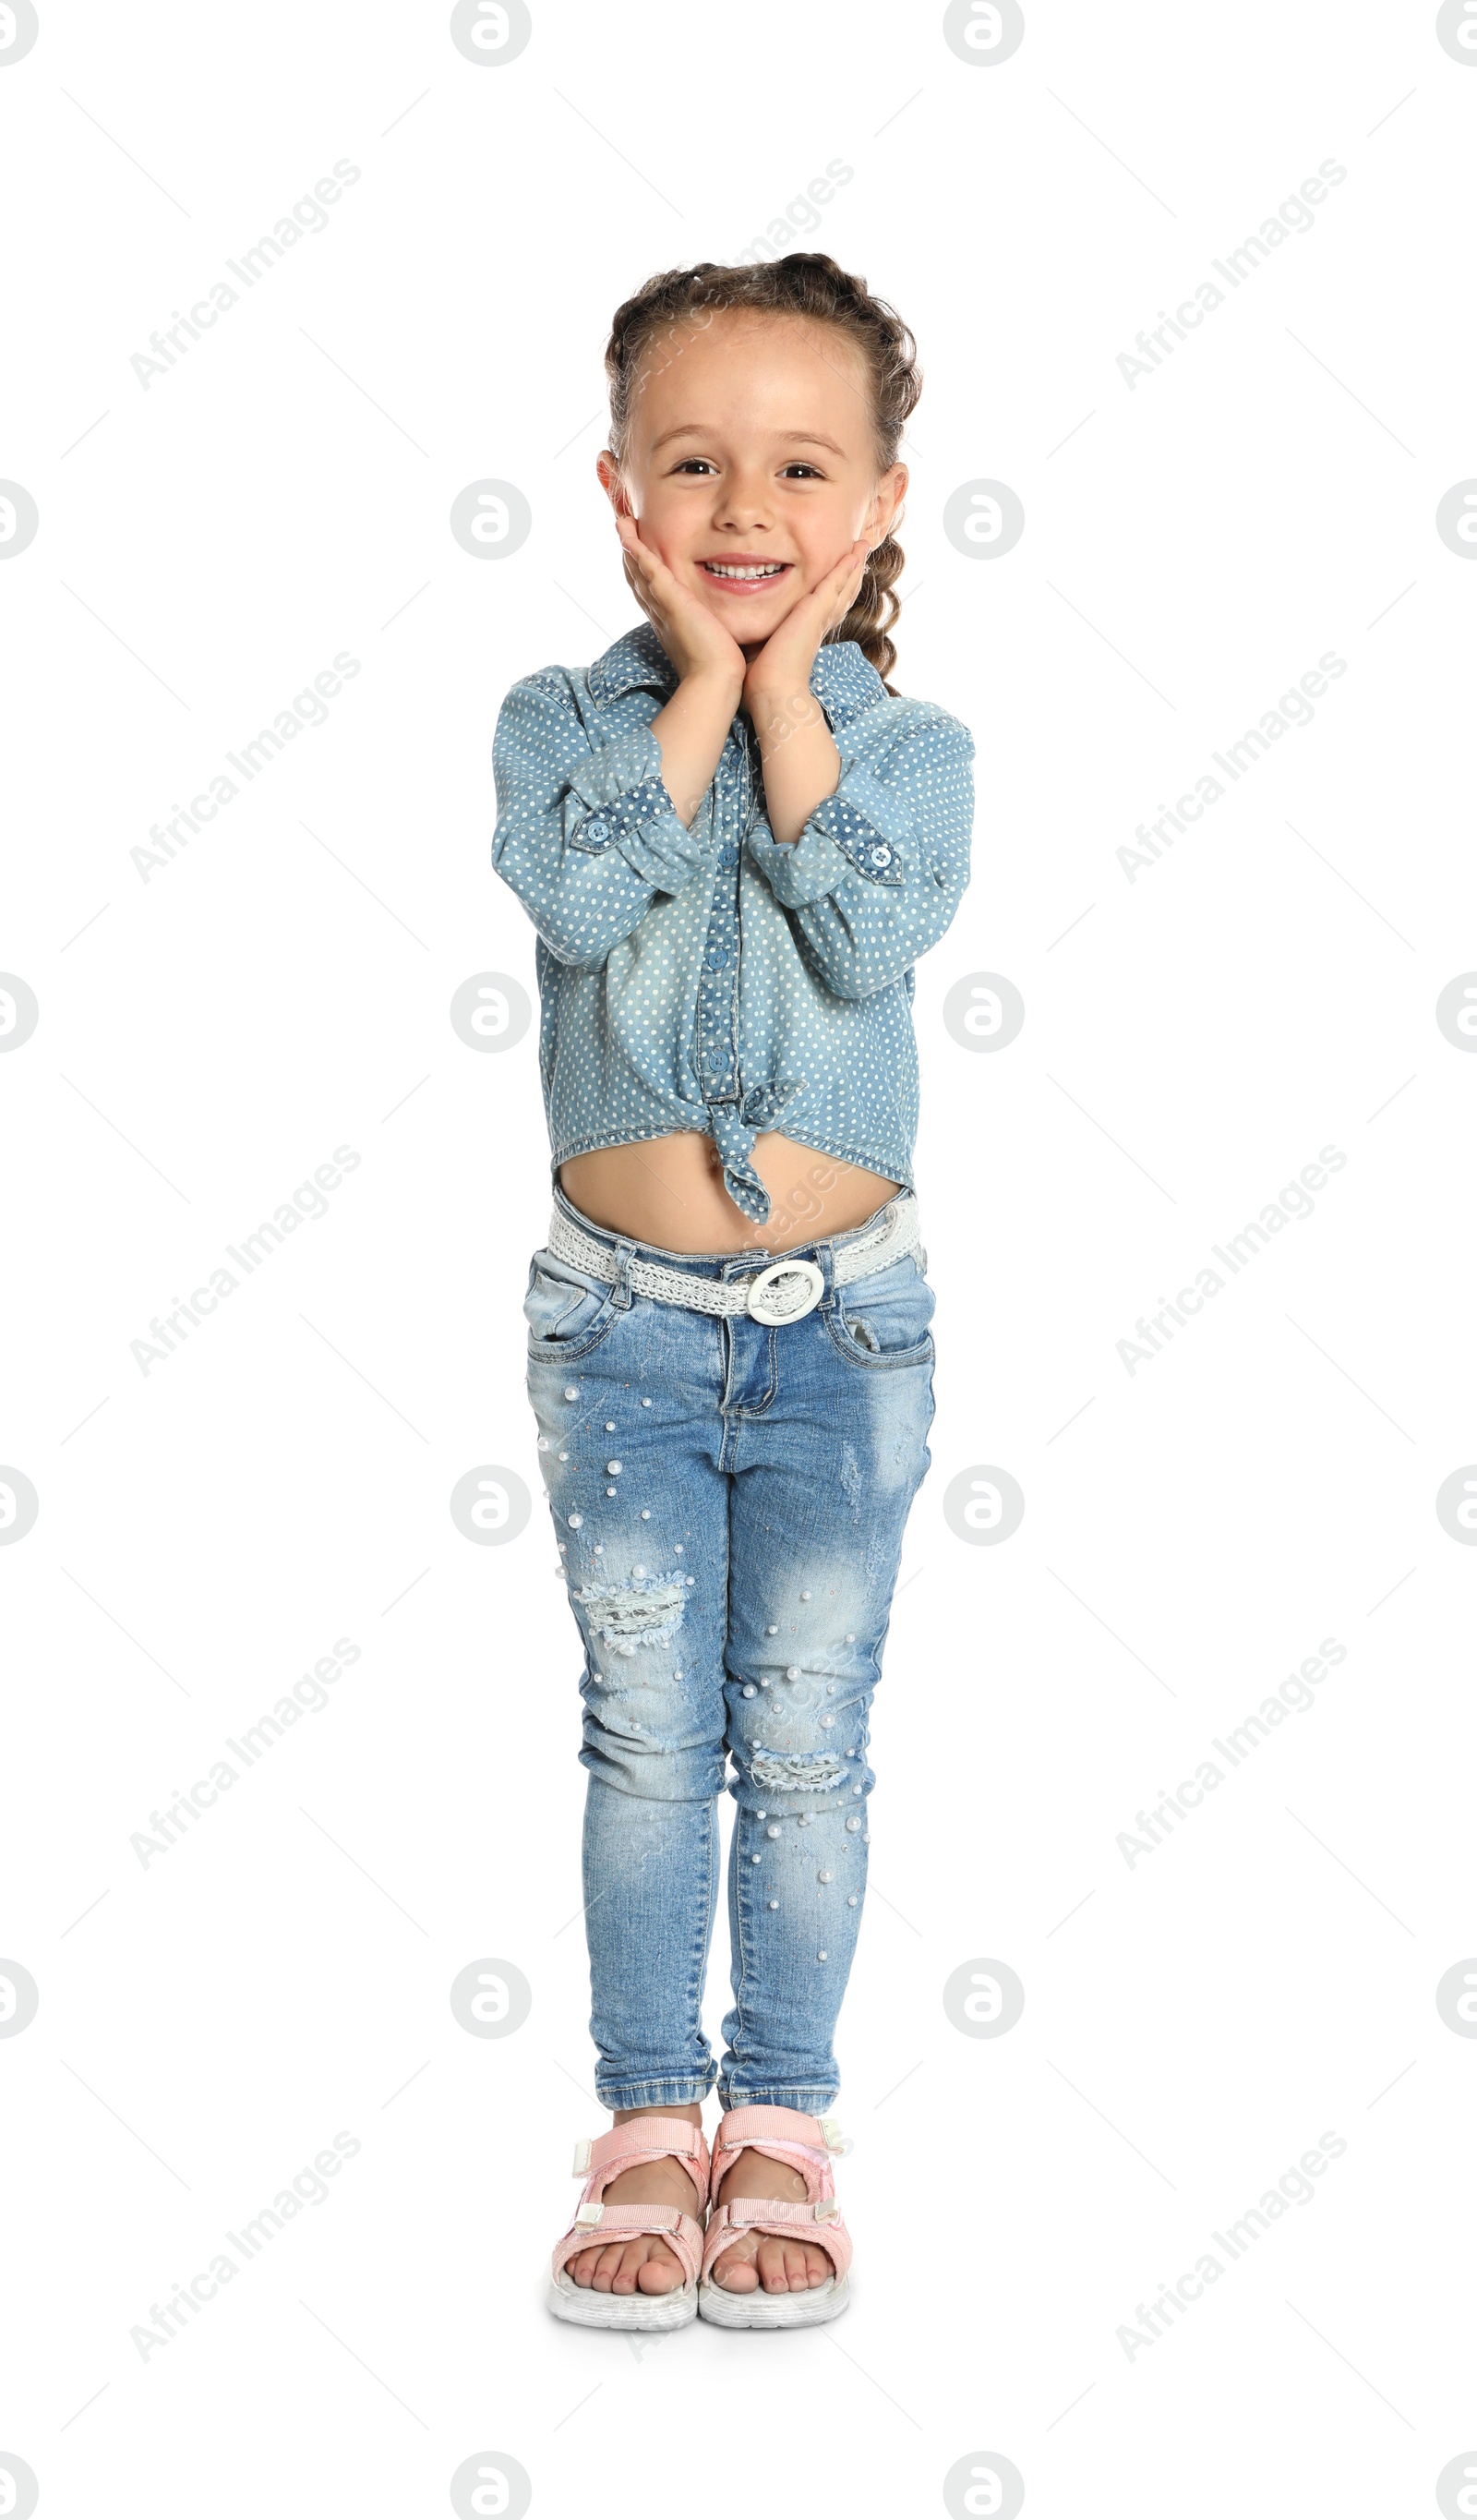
[750, 1750, 848, 1793]
[578, 1575, 686, 1649]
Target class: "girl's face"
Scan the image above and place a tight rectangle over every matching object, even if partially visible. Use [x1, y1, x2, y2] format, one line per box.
[598, 308, 906, 648]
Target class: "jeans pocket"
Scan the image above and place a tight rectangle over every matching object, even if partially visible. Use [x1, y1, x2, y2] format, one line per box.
[825, 1254, 936, 1369]
[523, 1253, 618, 1356]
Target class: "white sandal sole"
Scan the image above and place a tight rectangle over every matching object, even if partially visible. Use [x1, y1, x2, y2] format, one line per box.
[546, 2273, 697, 2331]
[697, 2272, 851, 2329]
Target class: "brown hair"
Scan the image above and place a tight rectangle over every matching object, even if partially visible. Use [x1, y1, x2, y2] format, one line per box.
[604, 253, 921, 693]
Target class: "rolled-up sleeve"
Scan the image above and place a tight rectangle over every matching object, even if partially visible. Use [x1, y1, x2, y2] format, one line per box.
[745, 705, 975, 1000]
[492, 670, 714, 968]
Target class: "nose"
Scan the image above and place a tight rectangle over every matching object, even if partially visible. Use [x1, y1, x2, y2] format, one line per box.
[710, 466, 776, 536]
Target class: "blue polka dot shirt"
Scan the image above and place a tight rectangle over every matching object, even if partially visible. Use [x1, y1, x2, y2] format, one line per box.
[491, 621, 975, 1224]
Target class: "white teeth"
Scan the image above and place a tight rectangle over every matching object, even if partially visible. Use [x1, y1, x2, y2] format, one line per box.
[704, 562, 786, 579]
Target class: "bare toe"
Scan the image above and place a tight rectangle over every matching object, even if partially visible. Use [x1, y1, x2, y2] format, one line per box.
[713, 2237, 760, 2293]
[610, 2245, 643, 2293]
[635, 2243, 683, 2294]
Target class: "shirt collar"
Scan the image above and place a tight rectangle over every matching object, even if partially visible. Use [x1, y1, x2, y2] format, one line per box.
[587, 619, 887, 729]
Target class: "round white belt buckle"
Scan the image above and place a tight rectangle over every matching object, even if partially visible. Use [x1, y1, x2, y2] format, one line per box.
[745, 1256, 824, 1324]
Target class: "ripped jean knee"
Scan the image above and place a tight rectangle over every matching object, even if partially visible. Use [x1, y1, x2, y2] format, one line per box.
[574, 1568, 687, 1654]
[747, 1745, 852, 1796]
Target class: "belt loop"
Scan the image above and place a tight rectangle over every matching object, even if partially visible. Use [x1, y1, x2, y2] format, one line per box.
[610, 1234, 640, 1310]
[812, 1235, 838, 1304]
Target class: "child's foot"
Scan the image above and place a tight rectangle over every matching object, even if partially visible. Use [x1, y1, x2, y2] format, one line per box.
[568, 2114, 697, 2296]
[707, 2147, 835, 2294]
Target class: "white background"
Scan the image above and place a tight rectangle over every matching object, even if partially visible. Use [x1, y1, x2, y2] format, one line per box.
[4, 2, 1476, 2513]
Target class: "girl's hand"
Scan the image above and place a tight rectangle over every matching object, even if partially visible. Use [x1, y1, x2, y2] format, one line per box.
[741, 534, 872, 728]
[614, 511, 747, 695]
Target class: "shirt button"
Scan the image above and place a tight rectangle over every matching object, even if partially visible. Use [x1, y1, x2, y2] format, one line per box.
[584, 816, 610, 842]
[703, 947, 729, 971]
[869, 843, 892, 866]
[719, 847, 738, 869]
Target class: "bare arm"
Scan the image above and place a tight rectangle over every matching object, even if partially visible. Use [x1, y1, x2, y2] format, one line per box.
[648, 669, 744, 827]
[745, 687, 843, 846]
[613, 512, 745, 826]
[742, 536, 871, 842]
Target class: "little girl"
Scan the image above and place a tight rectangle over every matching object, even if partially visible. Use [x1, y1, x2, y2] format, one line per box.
[492, 252, 974, 2329]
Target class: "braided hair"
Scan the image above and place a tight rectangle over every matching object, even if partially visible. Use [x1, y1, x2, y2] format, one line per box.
[604, 253, 921, 693]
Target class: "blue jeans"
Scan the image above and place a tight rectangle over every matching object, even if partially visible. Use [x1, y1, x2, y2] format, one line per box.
[524, 1185, 937, 2113]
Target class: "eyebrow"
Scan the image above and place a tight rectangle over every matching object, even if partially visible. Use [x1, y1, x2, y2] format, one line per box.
[649, 424, 848, 456]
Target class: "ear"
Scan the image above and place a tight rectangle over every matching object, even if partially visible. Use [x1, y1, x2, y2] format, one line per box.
[596, 449, 631, 516]
[869, 461, 907, 543]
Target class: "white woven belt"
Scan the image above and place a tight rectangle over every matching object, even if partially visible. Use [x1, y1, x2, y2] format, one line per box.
[546, 1195, 922, 1326]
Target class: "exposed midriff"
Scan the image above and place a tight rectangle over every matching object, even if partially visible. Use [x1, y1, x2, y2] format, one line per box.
[559, 1131, 899, 1256]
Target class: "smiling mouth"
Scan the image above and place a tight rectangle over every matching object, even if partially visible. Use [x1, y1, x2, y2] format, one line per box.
[699, 560, 791, 582]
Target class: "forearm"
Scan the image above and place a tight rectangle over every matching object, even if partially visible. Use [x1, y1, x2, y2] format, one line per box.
[747, 683, 841, 844]
[649, 669, 743, 826]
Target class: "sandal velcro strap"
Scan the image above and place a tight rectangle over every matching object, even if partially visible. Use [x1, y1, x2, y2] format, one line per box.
[724, 2197, 846, 2228]
[714, 2105, 828, 2151]
[575, 2117, 708, 2211]
[709, 2105, 845, 2203]
[579, 2203, 689, 2232]
[586, 2118, 705, 2176]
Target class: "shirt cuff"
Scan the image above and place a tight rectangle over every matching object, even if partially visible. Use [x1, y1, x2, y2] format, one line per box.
[563, 725, 713, 893]
[745, 764, 906, 907]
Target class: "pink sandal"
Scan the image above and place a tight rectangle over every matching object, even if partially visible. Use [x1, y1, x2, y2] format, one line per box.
[699, 2105, 853, 2327]
[547, 2116, 710, 2330]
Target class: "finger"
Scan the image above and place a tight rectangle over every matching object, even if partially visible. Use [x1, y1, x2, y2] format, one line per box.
[815, 535, 868, 589]
[618, 532, 662, 584]
[614, 515, 671, 586]
[613, 511, 654, 565]
[620, 549, 658, 606]
[790, 555, 858, 612]
[785, 546, 868, 628]
[620, 558, 667, 630]
[815, 541, 871, 632]
[834, 539, 872, 596]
